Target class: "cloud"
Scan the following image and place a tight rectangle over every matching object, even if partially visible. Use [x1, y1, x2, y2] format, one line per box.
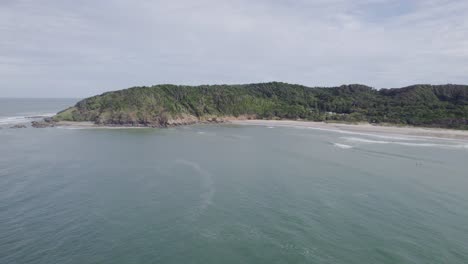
[0, 0, 467, 97]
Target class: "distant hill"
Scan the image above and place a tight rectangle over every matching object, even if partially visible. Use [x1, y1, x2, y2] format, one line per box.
[52, 82, 468, 129]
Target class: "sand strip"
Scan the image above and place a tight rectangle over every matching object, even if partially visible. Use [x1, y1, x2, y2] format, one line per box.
[230, 120, 468, 141]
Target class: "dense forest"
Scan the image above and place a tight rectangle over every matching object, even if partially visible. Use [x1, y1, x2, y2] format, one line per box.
[52, 82, 468, 129]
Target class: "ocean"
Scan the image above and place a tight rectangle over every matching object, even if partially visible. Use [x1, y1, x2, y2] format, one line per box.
[1, 98, 468, 263]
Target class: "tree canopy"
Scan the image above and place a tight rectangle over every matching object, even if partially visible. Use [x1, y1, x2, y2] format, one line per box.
[53, 82, 468, 129]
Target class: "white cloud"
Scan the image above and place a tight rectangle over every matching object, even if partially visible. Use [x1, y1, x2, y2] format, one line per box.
[0, 0, 467, 97]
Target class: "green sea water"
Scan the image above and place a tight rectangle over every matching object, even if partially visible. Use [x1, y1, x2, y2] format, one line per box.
[1, 99, 468, 263]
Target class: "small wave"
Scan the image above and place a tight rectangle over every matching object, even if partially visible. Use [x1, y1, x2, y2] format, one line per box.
[342, 137, 468, 149]
[333, 143, 353, 149]
[343, 137, 389, 144]
[267, 126, 275, 128]
[55, 126, 86, 130]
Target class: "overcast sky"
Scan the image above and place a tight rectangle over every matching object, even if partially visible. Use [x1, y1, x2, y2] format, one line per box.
[1, 0, 468, 97]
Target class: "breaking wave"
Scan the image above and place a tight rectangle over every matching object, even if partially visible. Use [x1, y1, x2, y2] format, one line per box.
[0, 113, 55, 125]
[333, 143, 353, 149]
[342, 137, 468, 149]
[287, 124, 465, 142]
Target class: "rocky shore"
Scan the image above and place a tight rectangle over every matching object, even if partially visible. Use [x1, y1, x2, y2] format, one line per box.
[30, 114, 256, 129]
[31, 118, 56, 128]
[10, 124, 27, 129]
[30, 116, 242, 129]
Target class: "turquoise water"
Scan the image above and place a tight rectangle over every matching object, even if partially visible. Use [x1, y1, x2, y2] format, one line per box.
[1, 99, 468, 263]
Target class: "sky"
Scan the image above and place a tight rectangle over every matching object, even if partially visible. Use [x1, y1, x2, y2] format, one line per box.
[1, 0, 468, 98]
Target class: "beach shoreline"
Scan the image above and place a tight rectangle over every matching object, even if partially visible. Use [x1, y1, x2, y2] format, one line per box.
[230, 120, 468, 141]
[46, 119, 468, 140]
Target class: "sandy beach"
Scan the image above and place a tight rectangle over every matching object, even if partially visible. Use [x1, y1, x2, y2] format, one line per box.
[230, 120, 468, 141]
[51, 119, 468, 141]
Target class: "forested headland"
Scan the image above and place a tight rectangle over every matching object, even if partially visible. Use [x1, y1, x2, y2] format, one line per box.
[51, 82, 468, 129]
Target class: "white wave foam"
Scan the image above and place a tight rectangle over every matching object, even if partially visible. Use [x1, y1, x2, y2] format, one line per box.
[333, 143, 353, 149]
[0, 116, 28, 125]
[55, 126, 86, 130]
[304, 126, 424, 141]
[342, 137, 468, 149]
[284, 124, 467, 142]
[0, 113, 55, 125]
[342, 137, 389, 144]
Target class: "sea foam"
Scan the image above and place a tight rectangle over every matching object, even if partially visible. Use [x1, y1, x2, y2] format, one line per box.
[342, 137, 468, 149]
[333, 143, 353, 149]
[0, 113, 55, 125]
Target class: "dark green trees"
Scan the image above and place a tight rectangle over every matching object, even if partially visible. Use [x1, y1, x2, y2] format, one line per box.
[53, 82, 468, 129]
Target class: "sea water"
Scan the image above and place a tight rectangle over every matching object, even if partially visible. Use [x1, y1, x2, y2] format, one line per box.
[1, 99, 468, 263]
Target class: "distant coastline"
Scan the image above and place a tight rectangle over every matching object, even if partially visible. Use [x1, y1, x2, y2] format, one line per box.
[32, 82, 468, 130]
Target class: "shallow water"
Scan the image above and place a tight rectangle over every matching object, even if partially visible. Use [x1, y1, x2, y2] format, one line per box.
[1, 99, 468, 263]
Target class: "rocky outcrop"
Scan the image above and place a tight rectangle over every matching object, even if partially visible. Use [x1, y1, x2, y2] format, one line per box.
[29, 114, 259, 128]
[31, 118, 56, 128]
[10, 124, 27, 129]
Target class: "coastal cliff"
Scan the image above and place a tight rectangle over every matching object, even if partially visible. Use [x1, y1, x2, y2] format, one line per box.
[49, 82, 468, 129]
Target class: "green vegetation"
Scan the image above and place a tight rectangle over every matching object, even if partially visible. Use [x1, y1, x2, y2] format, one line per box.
[53, 82, 468, 129]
